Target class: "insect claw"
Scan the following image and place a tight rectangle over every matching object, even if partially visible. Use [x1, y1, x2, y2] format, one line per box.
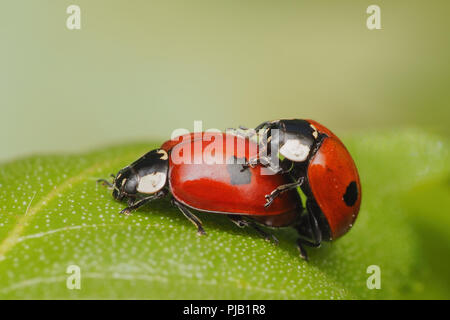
[197, 229, 207, 236]
[264, 234, 279, 245]
[120, 208, 132, 215]
[264, 201, 271, 209]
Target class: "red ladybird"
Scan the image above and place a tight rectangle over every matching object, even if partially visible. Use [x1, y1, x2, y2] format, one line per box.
[252, 119, 361, 243]
[98, 132, 303, 248]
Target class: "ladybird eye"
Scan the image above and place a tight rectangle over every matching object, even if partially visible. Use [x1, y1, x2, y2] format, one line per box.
[343, 181, 358, 206]
[279, 139, 310, 162]
[124, 178, 138, 193]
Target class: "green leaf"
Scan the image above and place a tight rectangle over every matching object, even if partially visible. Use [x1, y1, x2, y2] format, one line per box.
[0, 130, 448, 299]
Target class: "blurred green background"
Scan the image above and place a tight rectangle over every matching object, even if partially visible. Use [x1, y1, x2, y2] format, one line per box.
[0, 0, 449, 300]
[1, 0, 449, 161]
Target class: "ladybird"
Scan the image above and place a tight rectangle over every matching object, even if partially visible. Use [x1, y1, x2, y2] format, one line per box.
[98, 132, 309, 252]
[250, 119, 362, 243]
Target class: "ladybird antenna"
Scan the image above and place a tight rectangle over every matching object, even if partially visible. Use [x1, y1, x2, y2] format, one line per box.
[97, 178, 113, 189]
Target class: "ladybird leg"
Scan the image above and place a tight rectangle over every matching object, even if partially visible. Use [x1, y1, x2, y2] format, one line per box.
[228, 214, 249, 228]
[297, 221, 322, 247]
[299, 238, 321, 248]
[249, 222, 279, 245]
[227, 126, 257, 139]
[296, 240, 309, 261]
[264, 177, 304, 208]
[240, 156, 259, 172]
[254, 121, 271, 132]
[307, 213, 322, 247]
[228, 215, 278, 245]
[120, 191, 166, 215]
[297, 212, 323, 260]
[303, 200, 323, 246]
[172, 200, 206, 236]
[241, 155, 283, 173]
[295, 205, 323, 256]
[127, 197, 137, 207]
[240, 126, 259, 139]
[260, 155, 285, 174]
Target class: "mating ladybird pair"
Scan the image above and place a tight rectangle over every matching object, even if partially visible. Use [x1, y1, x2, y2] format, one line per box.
[98, 119, 361, 260]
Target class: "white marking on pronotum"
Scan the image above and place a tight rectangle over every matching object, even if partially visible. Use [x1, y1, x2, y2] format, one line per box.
[137, 172, 167, 194]
[157, 149, 168, 160]
[25, 192, 37, 216]
[279, 139, 310, 162]
[310, 124, 318, 139]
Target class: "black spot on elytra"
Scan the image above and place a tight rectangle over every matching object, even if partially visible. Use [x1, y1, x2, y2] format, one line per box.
[226, 156, 251, 185]
[343, 181, 358, 206]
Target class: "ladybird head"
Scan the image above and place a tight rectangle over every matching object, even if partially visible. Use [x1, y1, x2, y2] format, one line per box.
[111, 149, 169, 201]
[112, 167, 139, 201]
[256, 119, 322, 163]
[256, 119, 362, 239]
